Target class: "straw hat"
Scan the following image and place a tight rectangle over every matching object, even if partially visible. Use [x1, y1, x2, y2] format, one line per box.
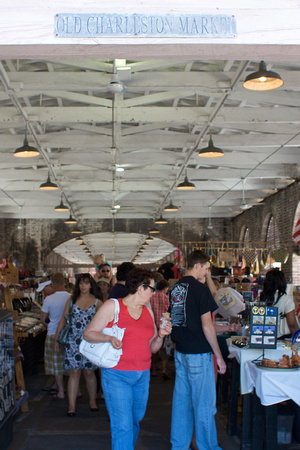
[97, 277, 110, 284]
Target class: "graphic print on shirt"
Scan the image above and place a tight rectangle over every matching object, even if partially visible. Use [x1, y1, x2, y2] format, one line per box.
[170, 283, 188, 327]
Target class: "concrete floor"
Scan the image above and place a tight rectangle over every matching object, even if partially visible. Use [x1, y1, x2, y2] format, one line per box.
[8, 360, 299, 450]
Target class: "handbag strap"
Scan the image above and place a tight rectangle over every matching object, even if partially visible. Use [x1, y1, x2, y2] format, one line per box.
[67, 297, 73, 314]
[110, 298, 120, 324]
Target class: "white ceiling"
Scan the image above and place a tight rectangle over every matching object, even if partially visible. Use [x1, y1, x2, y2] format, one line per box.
[54, 233, 177, 266]
[0, 58, 299, 264]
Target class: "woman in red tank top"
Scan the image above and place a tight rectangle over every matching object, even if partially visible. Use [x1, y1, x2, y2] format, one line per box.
[84, 268, 172, 450]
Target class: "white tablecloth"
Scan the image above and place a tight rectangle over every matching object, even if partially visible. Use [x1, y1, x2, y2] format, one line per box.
[245, 361, 300, 406]
[227, 338, 293, 394]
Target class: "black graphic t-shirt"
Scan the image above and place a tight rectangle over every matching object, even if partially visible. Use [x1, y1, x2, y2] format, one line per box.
[170, 276, 218, 354]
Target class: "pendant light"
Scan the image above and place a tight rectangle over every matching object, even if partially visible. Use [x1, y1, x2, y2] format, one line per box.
[71, 225, 83, 234]
[145, 236, 154, 242]
[54, 196, 69, 211]
[164, 199, 179, 212]
[177, 170, 196, 190]
[149, 223, 160, 234]
[243, 61, 283, 91]
[39, 172, 58, 190]
[14, 133, 40, 158]
[155, 215, 168, 224]
[141, 241, 149, 247]
[75, 236, 84, 242]
[198, 135, 224, 158]
[64, 214, 77, 224]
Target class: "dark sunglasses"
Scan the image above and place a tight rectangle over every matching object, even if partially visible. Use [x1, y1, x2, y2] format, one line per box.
[142, 284, 155, 292]
[101, 269, 111, 273]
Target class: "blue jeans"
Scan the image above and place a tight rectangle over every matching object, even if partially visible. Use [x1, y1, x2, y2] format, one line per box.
[101, 368, 150, 450]
[171, 350, 221, 450]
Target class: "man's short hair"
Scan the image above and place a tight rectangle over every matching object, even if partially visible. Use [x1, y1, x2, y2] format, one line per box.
[116, 262, 135, 282]
[156, 279, 169, 291]
[187, 250, 210, 269]
[51, 272, 65, 286]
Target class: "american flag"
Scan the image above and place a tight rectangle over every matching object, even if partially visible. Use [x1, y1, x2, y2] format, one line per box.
[293, 218, 300, 245]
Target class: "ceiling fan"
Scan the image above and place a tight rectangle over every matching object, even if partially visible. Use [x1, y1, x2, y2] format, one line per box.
[17, 206, 25, 230]
[240, 178, 266, 210]
[207, 206, 213, 230]
[240, 177, 250, 210]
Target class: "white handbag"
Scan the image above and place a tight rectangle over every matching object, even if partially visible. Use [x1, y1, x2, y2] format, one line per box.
[79, 298, 125, 368]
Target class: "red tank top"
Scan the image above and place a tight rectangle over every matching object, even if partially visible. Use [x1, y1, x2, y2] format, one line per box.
[107, 298, 155, 371]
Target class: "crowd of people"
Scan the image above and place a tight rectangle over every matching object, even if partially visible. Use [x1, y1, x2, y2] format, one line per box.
[37, 252, 299, 450]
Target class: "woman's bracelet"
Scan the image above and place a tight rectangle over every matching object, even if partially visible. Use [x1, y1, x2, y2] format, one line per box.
[158, 333, 164, 339]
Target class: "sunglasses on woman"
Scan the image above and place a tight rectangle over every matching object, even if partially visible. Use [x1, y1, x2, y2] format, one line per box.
[142, 284, 155, 292]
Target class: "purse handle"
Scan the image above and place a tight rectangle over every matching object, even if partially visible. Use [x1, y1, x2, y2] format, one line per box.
[66, 297, 73, 315]
[110, 298, 120, 324]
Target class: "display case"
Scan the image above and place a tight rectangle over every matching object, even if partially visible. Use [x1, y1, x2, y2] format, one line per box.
[0, 309, 15, 450]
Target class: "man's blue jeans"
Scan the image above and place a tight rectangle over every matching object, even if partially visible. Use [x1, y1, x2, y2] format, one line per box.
[171, 350, 221, 450]
[101, 368, 150, 450]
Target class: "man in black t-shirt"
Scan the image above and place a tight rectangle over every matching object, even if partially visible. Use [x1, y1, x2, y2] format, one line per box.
[170, 250, 226, 450]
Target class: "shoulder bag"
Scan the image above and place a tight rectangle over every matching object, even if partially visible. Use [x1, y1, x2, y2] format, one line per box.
[79, 298, 125, 368]
[57, 298, 73, 347]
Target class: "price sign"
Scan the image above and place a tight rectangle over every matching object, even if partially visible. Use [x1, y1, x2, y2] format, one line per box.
[249, 305, 278, 349]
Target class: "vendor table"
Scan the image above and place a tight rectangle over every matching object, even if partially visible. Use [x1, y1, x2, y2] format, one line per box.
[245, 361, 300, 407]
[226, 338, 299, 449]
[227, 338, 293, 394]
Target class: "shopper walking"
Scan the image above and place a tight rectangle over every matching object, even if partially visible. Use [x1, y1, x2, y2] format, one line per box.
[40, 273, 71, 399]
[83, 267, 172, 450]
[169, 250, 226, 450]
[54, 273, 102, 416]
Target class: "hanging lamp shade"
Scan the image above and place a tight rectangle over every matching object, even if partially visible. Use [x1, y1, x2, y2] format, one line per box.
[243, 61, 283, 91]
[75, 236, 84, 241]
[54, 197, 69, 211]
[177, 175, 196, 190]
[155, 215, 168, 224]
[71, 226, 82, 234]
[64, 214, 77, 224]
[198, 136, 224, 158]
[141, 241, 149, 247]
[39, 173, 58, 190]
[14, 135, 40, 158]
[164, 201, 179, 212]
[149, 226, 160, 234]
[79, 241, 86, 246]
[145, 235, 154, 242]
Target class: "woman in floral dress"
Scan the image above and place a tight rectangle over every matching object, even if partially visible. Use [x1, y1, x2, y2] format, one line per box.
[55, 273, 102, 416]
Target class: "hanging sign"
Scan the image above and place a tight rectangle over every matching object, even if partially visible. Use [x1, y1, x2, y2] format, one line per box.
[54, 14, 236, 38]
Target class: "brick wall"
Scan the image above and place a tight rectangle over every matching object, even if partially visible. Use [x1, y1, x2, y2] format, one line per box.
[0, 182, 299, 279]
[0, 216, 229, 272]
[231, 180, 300, 282]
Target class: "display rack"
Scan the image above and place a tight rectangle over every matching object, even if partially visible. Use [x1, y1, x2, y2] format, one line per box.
[0, 309, 15, 450]
[2, 288, 29, 413]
